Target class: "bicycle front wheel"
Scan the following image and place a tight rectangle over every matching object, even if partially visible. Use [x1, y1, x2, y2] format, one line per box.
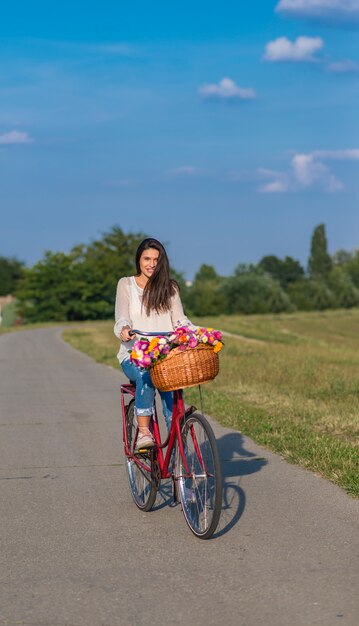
[176, 412, 222, 539]
[125, 400, 158, 512]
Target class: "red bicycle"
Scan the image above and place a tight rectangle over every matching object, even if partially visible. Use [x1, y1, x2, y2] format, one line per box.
[120, 330, 222, 539]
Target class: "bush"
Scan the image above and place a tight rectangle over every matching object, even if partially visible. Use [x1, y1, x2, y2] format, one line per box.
[328, 268, 359, 309]
[223, 273, 293, 315]
[288, 280, 336, 311]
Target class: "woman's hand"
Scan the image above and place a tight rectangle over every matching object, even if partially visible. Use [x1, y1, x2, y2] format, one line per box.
[120, 325, 132, 342]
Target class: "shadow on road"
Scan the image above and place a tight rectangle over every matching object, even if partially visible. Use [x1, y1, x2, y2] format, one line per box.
[213, 432, 268, 538]
[154, 432, 267, 538]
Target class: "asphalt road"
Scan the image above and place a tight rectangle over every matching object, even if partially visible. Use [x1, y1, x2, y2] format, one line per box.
[0, 327, 358, 626]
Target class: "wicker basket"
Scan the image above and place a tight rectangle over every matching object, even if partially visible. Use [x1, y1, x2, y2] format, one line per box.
[150, 343, 219, 392]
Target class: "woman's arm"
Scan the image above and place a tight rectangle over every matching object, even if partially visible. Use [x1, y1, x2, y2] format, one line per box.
[114, 277, 132, 339]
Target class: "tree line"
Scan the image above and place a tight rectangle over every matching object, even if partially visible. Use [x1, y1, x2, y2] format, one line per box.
[1, 224, 358, 322]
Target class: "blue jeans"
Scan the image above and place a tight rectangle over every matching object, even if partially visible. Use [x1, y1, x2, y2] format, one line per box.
[121, 358, 173, 431]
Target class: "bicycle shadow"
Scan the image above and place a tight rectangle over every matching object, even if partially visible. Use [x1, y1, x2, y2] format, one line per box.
[213, 432, 267, 538]
[154, 431, 267, 536]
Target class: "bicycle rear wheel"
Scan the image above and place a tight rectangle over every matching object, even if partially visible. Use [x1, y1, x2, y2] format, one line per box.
[125, 400, 158, 512]
[176, 412, 222, 539]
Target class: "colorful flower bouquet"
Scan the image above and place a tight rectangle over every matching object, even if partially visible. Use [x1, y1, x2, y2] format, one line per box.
[130, 326, 224, 370]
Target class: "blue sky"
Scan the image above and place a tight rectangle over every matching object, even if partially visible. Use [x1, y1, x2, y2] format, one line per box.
[0, 0, 358, 279]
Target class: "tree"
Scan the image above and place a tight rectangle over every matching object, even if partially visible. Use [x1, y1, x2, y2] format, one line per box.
[222, 272, 292, 315]
[16, 252, 74, 322]
[68, 226, 146, 318]
[328, 266, 359, 308]
[308, 224, 332, 279]
[259, 255, 304, 288]
[332, 249, 353, 266]
[0, 256, 25, 295]
[258, 255, 282, 278]
[234, 263, 259, 276]
[287, 279, 335, 311]
[16, 227, 147, 322]
[346, 249, 359, 288]
[194, 264, 219, 282]
[286, 281, 313, 311]
[188, 264, 224, 316]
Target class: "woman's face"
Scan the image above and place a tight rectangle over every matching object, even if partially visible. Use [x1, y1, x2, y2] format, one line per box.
[139, 247, 159, 280]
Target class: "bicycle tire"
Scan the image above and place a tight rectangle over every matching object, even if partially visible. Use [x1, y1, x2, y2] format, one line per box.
[175, 412, 222, 539]
[125, 400, 158, 512]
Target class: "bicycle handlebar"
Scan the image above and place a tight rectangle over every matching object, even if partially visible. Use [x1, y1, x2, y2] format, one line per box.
[129, 329, 173, 337]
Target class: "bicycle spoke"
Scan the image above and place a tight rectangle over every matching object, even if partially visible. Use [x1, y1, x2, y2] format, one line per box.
[176, 413, 222, 539]
[125, 400, 158, 511]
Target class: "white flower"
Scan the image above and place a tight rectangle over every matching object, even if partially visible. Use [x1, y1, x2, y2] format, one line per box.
[201, 336, 208, 343]
[158, 337, 167, 345]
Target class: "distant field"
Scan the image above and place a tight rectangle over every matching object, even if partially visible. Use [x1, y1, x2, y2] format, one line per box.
[63, 309, 359, 497]
[0, 300, 18, 327]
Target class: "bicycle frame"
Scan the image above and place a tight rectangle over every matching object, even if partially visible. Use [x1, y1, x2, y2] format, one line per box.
[121, 383, 191, 480]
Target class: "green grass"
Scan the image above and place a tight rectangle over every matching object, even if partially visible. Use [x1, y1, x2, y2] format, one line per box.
[0, 300, 18, 328]
[0, 319, 81, 335]
[63, 311, 359, 497]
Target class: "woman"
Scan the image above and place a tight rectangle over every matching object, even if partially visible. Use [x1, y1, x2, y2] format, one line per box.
[114, 238, 194, 450]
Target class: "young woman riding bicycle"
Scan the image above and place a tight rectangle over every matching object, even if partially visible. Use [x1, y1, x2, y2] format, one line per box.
[114, 237, 195, 450]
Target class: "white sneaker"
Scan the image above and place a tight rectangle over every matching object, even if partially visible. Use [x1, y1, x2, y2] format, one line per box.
[135, 432, 154, 450]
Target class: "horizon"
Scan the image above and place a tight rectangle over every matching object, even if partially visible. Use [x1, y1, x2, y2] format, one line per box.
[6, 221, 356, 283]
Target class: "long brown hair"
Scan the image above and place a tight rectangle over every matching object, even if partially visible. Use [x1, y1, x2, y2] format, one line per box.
[135, 238, 178, 315]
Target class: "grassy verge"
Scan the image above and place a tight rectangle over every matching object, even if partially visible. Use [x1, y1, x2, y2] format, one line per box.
[63, 312, 358, 497]
[0, 300, 18, 327]
[0, 320, 82, 336]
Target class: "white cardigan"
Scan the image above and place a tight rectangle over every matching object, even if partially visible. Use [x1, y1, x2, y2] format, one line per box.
[114, 276, 192, 363]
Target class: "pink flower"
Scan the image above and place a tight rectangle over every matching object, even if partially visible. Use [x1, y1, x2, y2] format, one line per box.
[131, 325, 223, 370]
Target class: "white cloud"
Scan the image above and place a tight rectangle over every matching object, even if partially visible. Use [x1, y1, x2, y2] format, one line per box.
[291, 153, 344, 191]
[0, 130, 33, 145]
[255, 149, 359, 193]
[257, 168, 289, 193]
[276, 0, 359, 24]
[198, 77, 257, 101]
[227, 168, 290, 192]
[262, 180, 288, 192]
[327, 59, 359, 72]
[292, 149, 359, 191]
[264, 36, 324, 62]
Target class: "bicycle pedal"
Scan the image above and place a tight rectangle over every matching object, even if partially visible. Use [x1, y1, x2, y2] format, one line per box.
[134, 448, 152, 456]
